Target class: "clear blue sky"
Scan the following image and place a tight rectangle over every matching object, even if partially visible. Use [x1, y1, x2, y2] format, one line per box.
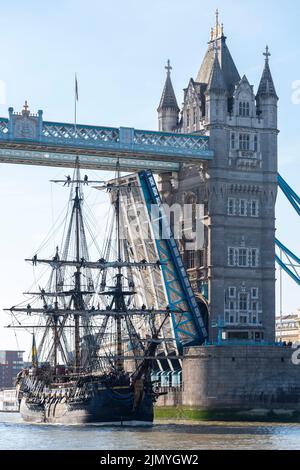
[0, 0, 299, 353]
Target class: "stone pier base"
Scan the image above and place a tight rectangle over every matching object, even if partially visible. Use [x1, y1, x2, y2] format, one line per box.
[155, 345, 300, 421]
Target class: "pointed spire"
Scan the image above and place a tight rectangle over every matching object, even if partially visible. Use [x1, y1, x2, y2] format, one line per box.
[206, 51, 226, 93]
[197, 10, 240, 94]
[157, 60, 179, 112]
[240, 74, 250, 84]
[257, 46, 278, 98]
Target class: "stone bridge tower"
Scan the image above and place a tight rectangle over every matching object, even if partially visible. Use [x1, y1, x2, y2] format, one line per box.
[157, 12, 278, 342]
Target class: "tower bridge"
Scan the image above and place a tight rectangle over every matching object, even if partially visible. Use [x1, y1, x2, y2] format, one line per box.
[0, 9, 298, 347]
[2, 9, 300, 417]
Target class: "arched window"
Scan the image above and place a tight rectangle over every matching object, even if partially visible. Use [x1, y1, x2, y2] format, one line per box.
[239, 102, 243, 116]
[239, 101, 250, 117]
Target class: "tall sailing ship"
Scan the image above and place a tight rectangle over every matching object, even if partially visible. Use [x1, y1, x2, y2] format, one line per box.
[5, 161, 172, 425]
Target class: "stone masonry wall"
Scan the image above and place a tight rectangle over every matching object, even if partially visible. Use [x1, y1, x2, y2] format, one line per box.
[182, 345, 300, 410]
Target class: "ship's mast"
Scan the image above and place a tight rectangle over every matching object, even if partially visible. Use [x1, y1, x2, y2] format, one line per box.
[53, 312, 58, 370]
[5, 161, 167, 374]
[74, 163, 82, 371]
[53, 257, 59, 370]
[115, 159, 124, 372]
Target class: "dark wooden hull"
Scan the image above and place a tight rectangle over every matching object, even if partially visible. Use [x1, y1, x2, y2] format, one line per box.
[19, 385, 154, 425]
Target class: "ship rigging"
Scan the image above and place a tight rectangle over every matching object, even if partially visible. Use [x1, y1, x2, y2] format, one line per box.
[4, 158, 177, 424]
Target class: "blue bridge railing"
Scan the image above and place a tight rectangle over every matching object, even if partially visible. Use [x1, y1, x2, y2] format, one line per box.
[0, 108, 214, 162]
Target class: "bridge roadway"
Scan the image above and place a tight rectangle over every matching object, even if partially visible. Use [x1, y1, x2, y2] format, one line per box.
[0, 104, 214, 172]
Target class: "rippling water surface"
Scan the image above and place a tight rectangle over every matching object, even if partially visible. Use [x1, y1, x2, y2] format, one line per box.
[0, 413, 300, 450]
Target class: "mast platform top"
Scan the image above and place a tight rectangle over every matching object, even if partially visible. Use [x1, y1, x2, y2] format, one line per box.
[50, 178, 106, 185]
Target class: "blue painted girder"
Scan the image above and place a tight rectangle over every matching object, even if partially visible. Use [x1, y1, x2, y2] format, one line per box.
[278, 174, 300, 216]
[0, 108, 213, 171]
[138, 170, 208, 350]
[275, 239, 300, 285]
[277, 174, 300, 285]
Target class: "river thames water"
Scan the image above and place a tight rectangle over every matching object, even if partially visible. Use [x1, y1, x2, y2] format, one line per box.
[1, 413, 300, 450]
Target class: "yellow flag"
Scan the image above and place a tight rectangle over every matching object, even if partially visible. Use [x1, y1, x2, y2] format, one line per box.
[32, 333, 38, 368]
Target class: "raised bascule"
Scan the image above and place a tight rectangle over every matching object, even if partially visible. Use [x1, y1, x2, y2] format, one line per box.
[2, 11, 300, 419]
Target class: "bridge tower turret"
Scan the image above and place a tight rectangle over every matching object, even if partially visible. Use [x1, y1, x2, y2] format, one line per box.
[256, 46, 278, 131]
[157, 60, 180, 132]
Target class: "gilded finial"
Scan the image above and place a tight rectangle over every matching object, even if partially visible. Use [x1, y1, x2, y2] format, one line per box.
[211, 9, 224, 41]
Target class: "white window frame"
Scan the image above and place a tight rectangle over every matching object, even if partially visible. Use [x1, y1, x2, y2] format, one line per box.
[228, 247, 236, 267]
[228, 287, 236, 298]
[228, 198, 236, 216]
[239, 292, 248, 312]
[239, 101, 250, 117]
[250, 200, 259, 217]
[239, 133, 250, 151]
[238, 248, 248, 267]
[251, 288, 259, 299]
[249, 248, 259, 268]
[239, 199, 247, 217]
[228, 247, 259, 268]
